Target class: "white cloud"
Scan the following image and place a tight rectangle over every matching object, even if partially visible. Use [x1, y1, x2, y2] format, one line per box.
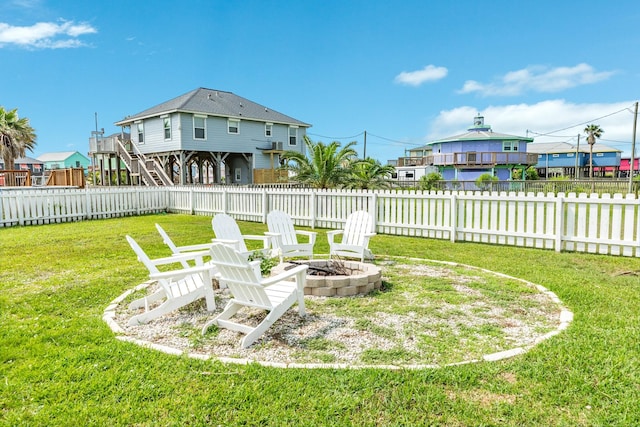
[394, 65, 448, 86]
[428, 100, 637, 156]
[458, 63, 616, 96]
[0, 20, 96, 49]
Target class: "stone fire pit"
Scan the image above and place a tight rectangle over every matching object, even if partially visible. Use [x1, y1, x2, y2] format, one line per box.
[271, 260, 382, 297]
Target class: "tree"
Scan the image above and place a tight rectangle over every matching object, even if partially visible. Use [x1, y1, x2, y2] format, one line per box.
[280, 136, 358, 189]
[584, 124, 604, 179]
[0, 107, 37, 178]
[344, 157, 395, 190]
[418, 172, 443, 191]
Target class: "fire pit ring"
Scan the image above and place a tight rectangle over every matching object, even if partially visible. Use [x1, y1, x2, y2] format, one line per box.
[271, 260, 382, 297]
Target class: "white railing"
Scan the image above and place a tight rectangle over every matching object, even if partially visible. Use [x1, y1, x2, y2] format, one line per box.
[1, 186, 638, 257]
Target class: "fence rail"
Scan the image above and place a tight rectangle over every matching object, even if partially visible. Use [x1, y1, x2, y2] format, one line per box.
[1, 186, 638, 257]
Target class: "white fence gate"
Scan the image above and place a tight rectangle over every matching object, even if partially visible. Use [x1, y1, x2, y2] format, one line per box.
[1, 186, 638, 257]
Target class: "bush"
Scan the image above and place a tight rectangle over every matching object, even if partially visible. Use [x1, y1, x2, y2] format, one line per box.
[475, 173, 498, 191]
[418, 172, 442, 191]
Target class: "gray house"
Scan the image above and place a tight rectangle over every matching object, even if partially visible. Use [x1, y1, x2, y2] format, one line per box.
[111, 87, 311, 185]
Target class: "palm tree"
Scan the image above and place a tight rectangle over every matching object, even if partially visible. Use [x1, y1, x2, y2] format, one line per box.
[0, 107, 37, 182]
[344, 157, 395, 190]
[280, 136, 358, 189]
[584, 124, 604, 179]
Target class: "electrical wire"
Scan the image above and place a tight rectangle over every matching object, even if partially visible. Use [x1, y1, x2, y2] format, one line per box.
[528, 105, 633, 136]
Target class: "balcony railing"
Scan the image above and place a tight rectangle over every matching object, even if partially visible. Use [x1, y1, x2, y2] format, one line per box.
[397, 152, 539, 168]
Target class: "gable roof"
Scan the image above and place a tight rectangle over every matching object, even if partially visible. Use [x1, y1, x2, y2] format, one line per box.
[115, 87, 311, 127]
[37, 151, 88, 162]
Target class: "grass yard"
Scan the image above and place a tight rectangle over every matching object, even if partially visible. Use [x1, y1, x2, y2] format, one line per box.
[1, 213, 639, 426]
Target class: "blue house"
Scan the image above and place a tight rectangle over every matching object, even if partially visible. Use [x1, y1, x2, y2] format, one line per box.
[527, 142, 621, 178]
[110, 87, 311, 185]
[396, 115, 537, 182]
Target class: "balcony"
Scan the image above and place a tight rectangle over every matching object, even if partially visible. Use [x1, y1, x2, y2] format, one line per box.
[397, 152, 538, 168]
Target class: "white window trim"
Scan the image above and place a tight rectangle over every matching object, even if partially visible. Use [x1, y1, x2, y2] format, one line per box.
[288, 126, 298, 146]
[135, 121, 144, 144]
[228, 119, 240, 135]
[193, 115, 207, 140]
[162, 115, 171, 140]
[265, 122, 273, 137]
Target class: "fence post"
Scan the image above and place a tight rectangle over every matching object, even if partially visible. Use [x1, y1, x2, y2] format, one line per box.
[189, 187, 196, 215]
[371, 192, 378, 231]
[85, 188, 91, 220]
[450, 193, 457, 242]
[222, 187, 228, 214]
[17, 191, 24, 226]
[311, 190, 317, 229]
[555, 195, 564, 252]
[262, 188, 268, 223]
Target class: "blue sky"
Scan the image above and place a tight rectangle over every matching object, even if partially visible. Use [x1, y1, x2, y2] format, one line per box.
[1, 0, 639, 161]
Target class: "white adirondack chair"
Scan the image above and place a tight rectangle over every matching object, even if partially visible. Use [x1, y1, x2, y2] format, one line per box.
[211, 213, 271, 257]
[126, 235, 216, 326]
[327, 210, 376, 262]
[155, 223, 212, 267]
[201, 243, 308, 348]
[266, 210, 317, 262]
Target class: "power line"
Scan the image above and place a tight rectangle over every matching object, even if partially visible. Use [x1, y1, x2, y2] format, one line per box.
[307, 131, 364, 140]
[528, 105, 633, 136]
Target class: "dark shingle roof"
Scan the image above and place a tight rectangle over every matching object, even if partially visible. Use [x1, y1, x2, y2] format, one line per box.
[115, 87, 310, 127]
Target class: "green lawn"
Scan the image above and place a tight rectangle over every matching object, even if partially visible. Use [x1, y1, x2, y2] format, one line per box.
[1, 214, 639, 426]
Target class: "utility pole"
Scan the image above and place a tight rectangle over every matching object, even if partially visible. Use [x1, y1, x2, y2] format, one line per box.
[628, 101, 638, 194]
[363, 130, 367, 159]
[575, 134, 580, 179]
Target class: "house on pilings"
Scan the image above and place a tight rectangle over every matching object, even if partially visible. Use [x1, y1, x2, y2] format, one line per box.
[91, 87, 311, 186]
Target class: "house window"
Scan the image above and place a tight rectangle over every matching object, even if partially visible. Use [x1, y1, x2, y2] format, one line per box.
[228, 119, 239, 134]
[163, 116, 171, 140]
[265, 123, 273, 137]
[289, 126, 298, 146]
[567, 153, 574, 157]
[503, 141, 519, 152]
[596, 153, 604, 157]
[136, 122, 144, 144]
[234, 168, 241, 182]
[552, 154, 559, 157]
[193, 115, 206, 139]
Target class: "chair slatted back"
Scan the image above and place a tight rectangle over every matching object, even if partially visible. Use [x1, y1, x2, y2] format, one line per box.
[342, 211, 373, 246]
[126, 235, 160, 275]
[212, 214, 249, 253]
[267, 210, 298, 246]
[209, 243, 271, 309]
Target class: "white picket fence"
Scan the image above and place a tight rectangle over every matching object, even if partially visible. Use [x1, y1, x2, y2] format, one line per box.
[1, 186, 638, 257]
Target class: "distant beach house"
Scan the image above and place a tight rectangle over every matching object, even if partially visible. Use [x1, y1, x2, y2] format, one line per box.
[99, 87, 311, 185]
[0, 156, 44, 174]
[37, 151, 91, 171]
[393, 115, 537, 182]
[527, 141, 622, 178]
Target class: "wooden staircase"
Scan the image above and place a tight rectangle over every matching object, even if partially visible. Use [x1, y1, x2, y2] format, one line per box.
[116, 140, 173, 186]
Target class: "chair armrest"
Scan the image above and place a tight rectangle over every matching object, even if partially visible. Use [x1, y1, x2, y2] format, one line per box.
[176, 242, 212, 252]
[364, 232, 376, 238]
[150, 251, 208, 267]
[260, 264, 308, 286]
[149, 264, 213, 281]
[295, 230, 317, 244]
[243, 234, 272, 249]
[326, 229, 343, 244]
